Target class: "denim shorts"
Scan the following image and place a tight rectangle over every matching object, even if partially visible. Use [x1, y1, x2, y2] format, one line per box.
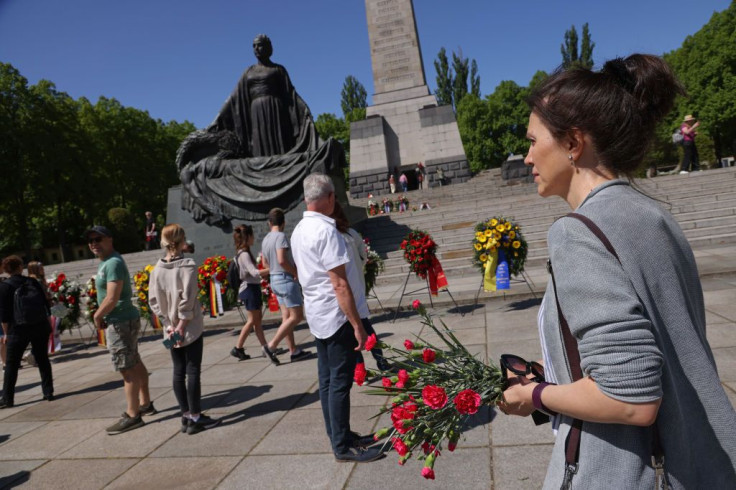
[239, 283, 262, 311]
[106, 317, 142, 371]
[270, 273, 303, 308]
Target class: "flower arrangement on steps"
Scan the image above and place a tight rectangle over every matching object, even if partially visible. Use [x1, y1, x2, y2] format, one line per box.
[472, 216, 528, 291]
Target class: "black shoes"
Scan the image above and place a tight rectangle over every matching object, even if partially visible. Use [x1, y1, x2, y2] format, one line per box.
[187, 414, 221, 435]
[43, 394, 55, 402]
[139, 402, 157, 416]
[290, 349, 313, 362]
[262, 345, 281, 366]
[335, 446, 385, 463]
[350, 431, 377, 449]
[376, 359, 393, 372]
[230, 347, 251, 361]
[106, 412, 145, 435]
[0, 398, 13, 409]
[181, 416, 190, 433]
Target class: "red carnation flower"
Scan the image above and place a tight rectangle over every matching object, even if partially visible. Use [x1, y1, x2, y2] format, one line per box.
[57, 273, 66, 282]
[364, 333, 377, 351]
[392, 437, 409, 456]
[448, 441, 457, 452]
[404, 339, 415, 350]
[421, 467, 435, 480]
[68, 295, 76, 305]
[354, 363, 367, 386]
[454, 388, 482, 415]
[382, 377, 393, 390]
[412, 300, 421, 310]
[396, 369, 409, 389]
[422, 348, 436, 363]
[421, 385, 448, 410]
[215, 269, 227, 282]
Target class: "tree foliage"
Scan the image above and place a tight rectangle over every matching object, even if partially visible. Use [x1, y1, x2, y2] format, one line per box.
[0, 62, 195, 261]
[561, 23, 595, 69]
[433, 47, 480, 110]
[340, 75, 367, 118]
[663, 2, 736, 162]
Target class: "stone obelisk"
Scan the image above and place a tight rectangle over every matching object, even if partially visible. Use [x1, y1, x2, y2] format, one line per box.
[349, 0, 470, 198]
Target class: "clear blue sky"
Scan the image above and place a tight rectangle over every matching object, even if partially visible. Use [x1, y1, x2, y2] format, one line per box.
[0, 0, 730, 128]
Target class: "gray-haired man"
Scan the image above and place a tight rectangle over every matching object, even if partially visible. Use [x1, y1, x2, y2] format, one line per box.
[291, 174, 383, 463]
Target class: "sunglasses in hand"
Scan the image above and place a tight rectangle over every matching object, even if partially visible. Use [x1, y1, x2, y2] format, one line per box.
[499, 354, 545, 385]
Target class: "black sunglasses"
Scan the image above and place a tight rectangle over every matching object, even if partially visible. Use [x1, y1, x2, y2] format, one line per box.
[88, 236, 104, 244]
[500, 354, 545, 384]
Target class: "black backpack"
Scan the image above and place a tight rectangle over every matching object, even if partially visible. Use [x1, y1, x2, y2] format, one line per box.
[227, 251, 242, 292]
[13, 277, 48, 326]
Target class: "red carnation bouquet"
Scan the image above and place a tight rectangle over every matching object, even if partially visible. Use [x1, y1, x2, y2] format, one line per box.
[365, 301, 505, 479]
[400, 230, 437, 279]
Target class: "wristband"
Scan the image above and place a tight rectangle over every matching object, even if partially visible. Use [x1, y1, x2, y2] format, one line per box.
[532, 382, 558, 416]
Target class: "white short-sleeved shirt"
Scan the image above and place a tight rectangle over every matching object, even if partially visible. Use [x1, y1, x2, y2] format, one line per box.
[291, 211, 351, 339]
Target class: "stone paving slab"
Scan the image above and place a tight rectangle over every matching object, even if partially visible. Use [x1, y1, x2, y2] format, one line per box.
[11, 458, 140, 489]
[217, 453, 353, 490]
[106, 456, 241, 490]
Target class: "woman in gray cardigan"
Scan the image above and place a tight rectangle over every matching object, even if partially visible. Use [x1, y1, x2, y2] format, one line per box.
[498, 54, 736, 488]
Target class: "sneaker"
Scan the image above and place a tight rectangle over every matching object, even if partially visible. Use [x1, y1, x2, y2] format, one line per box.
[335, 446, 385, 463]
[43, 394, 55, 402]
[181, 416, 190, 433]
[289, 349, 313, 362]
[139, 401, 157, 416]
[0, 398, 14, 409]
[187, 414, 221, 435]
[350, 431, 376, 448]
[230, 347, 250, 361]
[106, 412, 144, 435]
[262, 345, 280, 366]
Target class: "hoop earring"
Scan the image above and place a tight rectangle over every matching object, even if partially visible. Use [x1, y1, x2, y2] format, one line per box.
[568, 154, 575, 166]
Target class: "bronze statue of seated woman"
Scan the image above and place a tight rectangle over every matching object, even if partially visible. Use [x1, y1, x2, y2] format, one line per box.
[176, 34, 345, 225]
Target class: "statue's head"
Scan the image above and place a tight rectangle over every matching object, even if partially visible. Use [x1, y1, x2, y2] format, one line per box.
[253, 34, 273, 60]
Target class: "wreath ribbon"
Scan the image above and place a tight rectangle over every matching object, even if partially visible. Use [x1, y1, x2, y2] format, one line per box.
[428, 256, 449, 295]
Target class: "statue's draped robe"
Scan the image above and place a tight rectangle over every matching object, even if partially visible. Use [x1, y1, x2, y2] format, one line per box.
[177, 62, 345, 224]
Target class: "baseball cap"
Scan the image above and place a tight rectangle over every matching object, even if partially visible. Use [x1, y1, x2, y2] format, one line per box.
[84, 225, 113, 239]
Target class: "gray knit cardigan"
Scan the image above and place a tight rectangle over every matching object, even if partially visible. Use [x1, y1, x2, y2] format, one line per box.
[541, 180, 736, 489]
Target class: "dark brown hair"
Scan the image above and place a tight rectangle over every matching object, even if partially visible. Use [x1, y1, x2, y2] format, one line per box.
[330, 201, 350, 234]
[233, 225, 256, 264]
[527, 54, 685, 176]
[2, 255, 24, 274]
[267, 208, 285, 227]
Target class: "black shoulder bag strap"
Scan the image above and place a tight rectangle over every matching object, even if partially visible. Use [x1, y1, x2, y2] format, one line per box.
[548, 213, 666, 490]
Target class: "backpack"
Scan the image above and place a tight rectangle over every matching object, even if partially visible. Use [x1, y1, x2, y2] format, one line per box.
[226, 252, 242, 292]
[672, 128, 684, 145]
[13, 277, 48, 326]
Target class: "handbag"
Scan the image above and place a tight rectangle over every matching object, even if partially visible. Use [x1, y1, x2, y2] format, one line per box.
[547, 212, 669, 490]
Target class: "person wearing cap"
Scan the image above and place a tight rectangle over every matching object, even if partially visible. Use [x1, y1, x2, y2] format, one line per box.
[680, 114, 700, 172]
[87, 225, 155, 434]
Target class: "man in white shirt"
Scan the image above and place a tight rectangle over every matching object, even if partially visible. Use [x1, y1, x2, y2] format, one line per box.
[291, 173, 384, 463]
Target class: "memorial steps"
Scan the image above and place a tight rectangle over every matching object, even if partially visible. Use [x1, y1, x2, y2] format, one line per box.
[355, 166, 736, 304]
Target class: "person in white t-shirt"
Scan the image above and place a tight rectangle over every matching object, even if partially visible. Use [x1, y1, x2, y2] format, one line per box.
[291, 173, 384, 464]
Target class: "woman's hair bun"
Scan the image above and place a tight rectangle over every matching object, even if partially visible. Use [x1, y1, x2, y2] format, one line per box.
[602, 58, 636, 94]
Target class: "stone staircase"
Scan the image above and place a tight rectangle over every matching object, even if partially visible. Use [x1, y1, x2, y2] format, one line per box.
[47, 167, 736, 308]
[355, 167, 736, 291]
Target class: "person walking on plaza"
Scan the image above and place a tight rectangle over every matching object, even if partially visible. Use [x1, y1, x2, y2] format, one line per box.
[87, 226, 155, 434]
[291, 173, 383, 463]
[230, 225, 275, 363]
[388, 174, 396, 194]
[0, 255, 54, 408]
[680, 114, 700, 172]
[144, 211, 158, 250]
[148, 224, 221, 435]
[260, 208, 312, 363]
[498, 55, 736, 488]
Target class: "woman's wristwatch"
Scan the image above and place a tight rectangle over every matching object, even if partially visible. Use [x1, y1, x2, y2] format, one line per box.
[532, 382, 558, 416]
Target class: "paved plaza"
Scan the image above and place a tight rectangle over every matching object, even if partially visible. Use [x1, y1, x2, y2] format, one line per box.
[1, 267, 735, 489]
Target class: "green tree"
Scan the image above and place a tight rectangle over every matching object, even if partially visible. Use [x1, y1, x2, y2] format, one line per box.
[433, 47, 481, 109]
[434, 47, 452, 106]
[561, 23, 595, 69]
[340, 75, 367, 118]
[664, 2, 736, 163]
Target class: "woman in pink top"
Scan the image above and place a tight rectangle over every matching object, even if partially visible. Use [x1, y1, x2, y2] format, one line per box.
[680, 114, 700, 172]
